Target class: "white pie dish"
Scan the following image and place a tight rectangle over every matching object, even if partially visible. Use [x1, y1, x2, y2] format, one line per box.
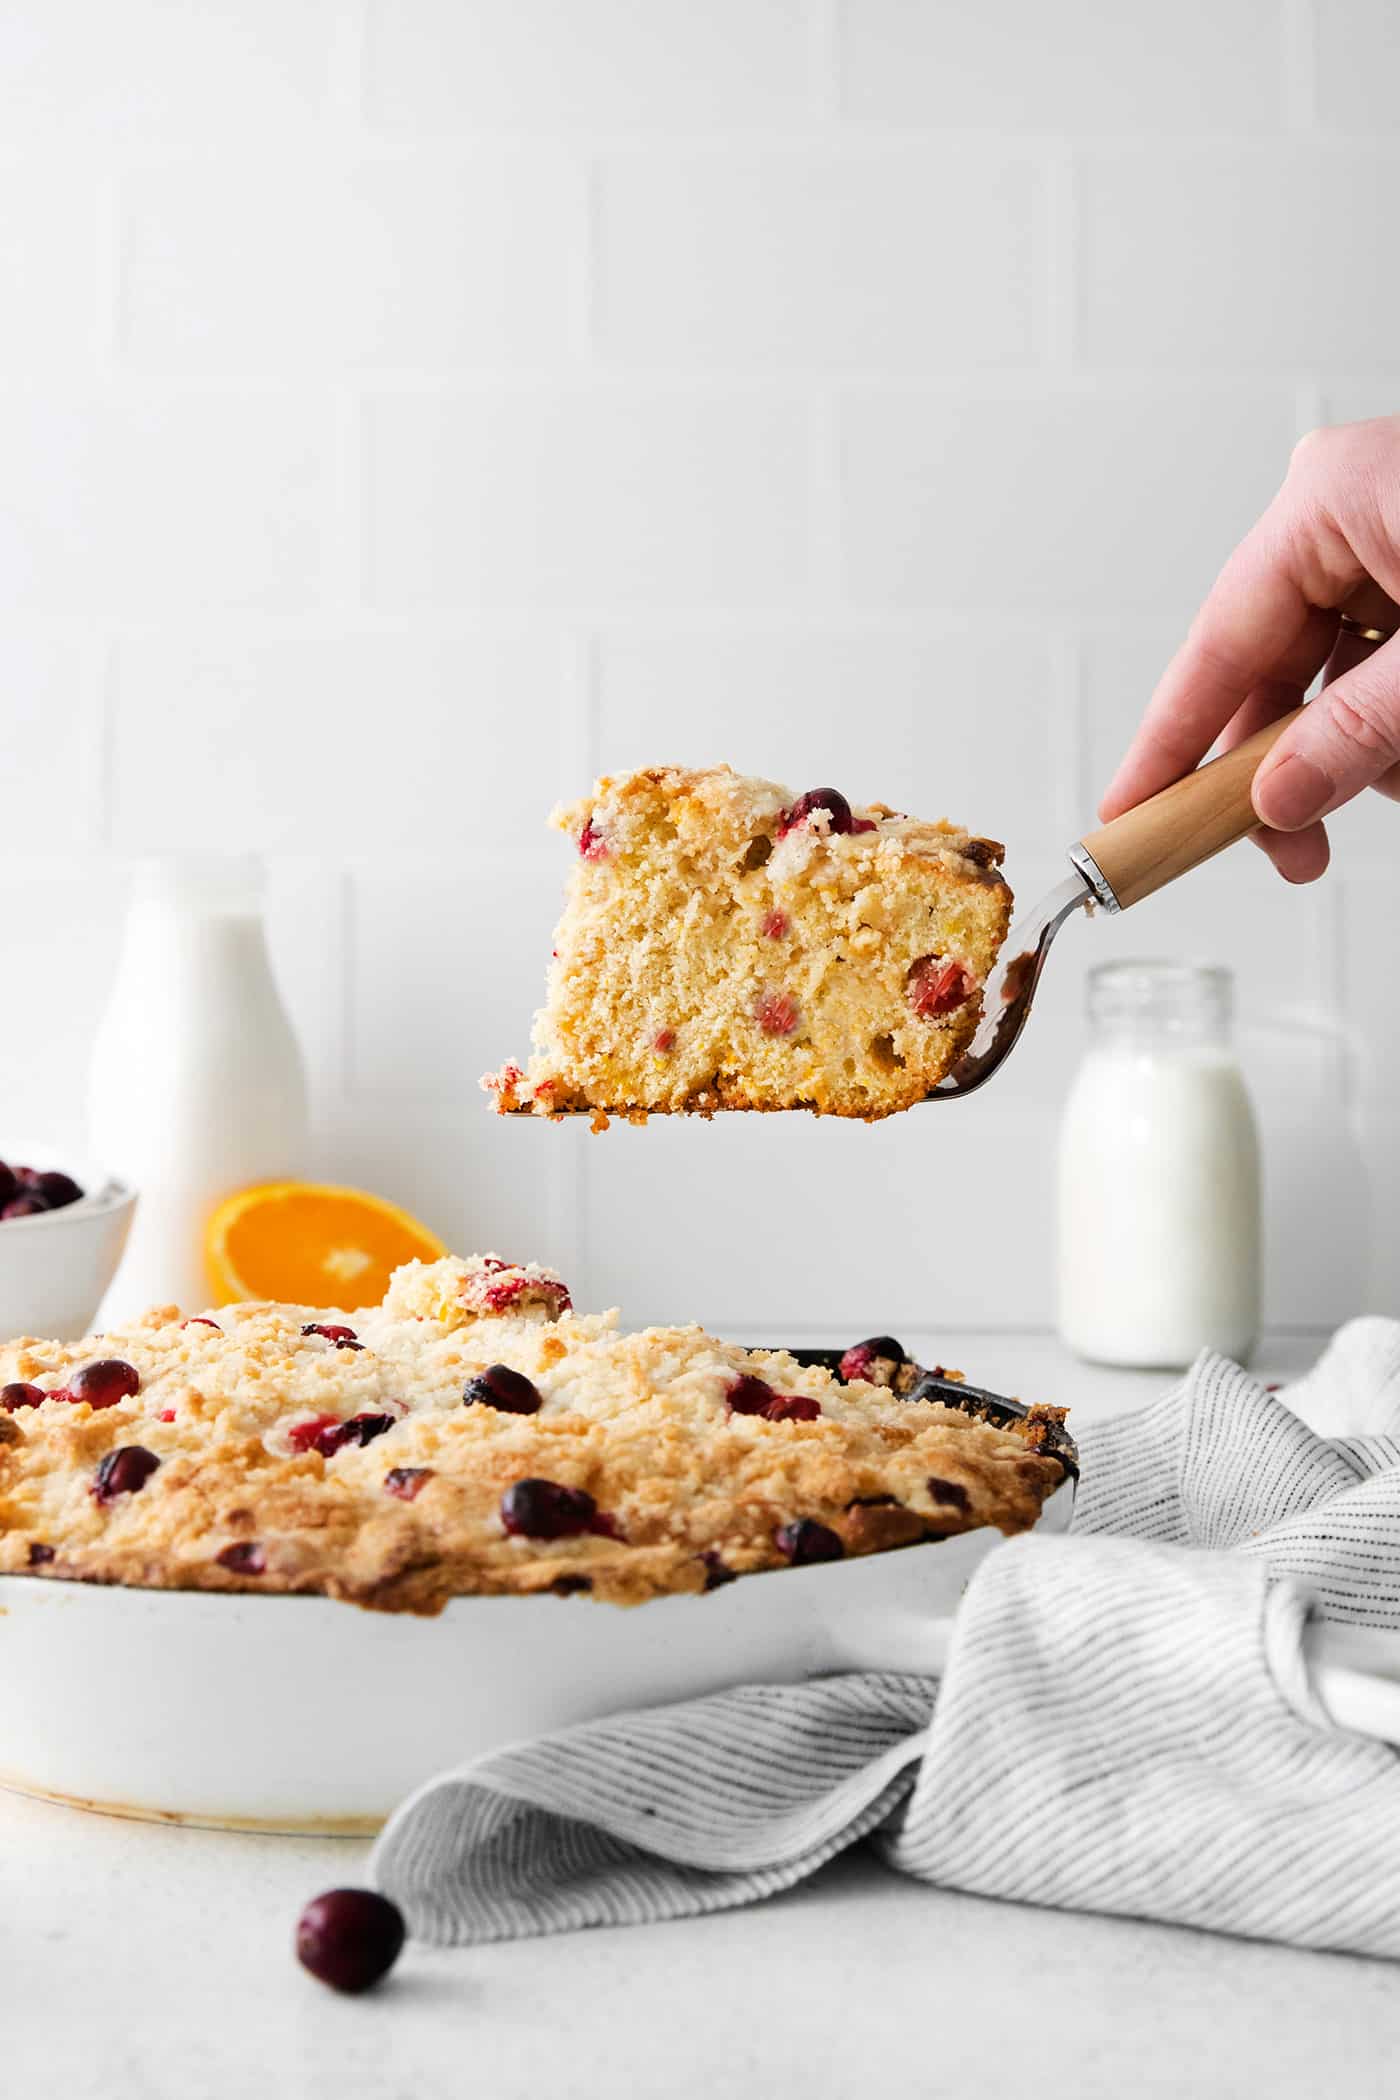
[0, 1470, 1074, 1835]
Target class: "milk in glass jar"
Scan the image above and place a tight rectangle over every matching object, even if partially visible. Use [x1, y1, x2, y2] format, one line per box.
[1056, 961, 1261, 1368]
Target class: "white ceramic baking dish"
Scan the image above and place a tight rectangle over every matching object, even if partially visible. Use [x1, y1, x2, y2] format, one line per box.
[0, 1475, 1073, 1835]
[0, 1357, 1079, 1833]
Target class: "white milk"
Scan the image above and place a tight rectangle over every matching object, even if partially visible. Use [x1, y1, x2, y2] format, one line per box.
[88, 856, 309, 1321]
[1056, 962, 1261, 1368]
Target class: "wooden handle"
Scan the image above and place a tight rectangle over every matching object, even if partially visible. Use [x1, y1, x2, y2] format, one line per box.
[1075, 704, 1304, 911]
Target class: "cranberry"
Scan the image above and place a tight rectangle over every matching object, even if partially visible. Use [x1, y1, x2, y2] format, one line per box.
[301, 1323, 363, 1351]
[463, 1363, 542, 1415]
[701, 1550, 736, 1591]
[315, 1412, 395, 1457]
[756, 991, 799, 1036]
[184, 1316, 221, 1332]
[384, 1466, 433, 1501]
[69, 1359, 141, 1409]
[501, 1478, 597, 1540]
[1, 1382, 45, 1411]
[295, 1888, 406, 1996]
[478, 1272, 573, 1316]
[288, 1412, 342, 1454]
[0, 1160, 14, 1204]
[774, 1518, 843, 1566]
[27, 1542, 55, 1566]
[926, 1477, 970, 1511]
[551, 1574, 593, 1596]
[908, 956, 974, 1019]
[838, 1335, 906, 1383]
[2, 1194, 51, 1219]
[93, 1445, 160, 1504]
[653, 1027, 676, 1052]
[725, 1373, 776, 1417]
[22, 1170, 83, 1209]
[778, 788, 855, 837]
[765, 1394, 822, 1423]
[159, 1409, 176, 1423]
[217, 1541, 267, 1575]
[761, 909, 789, 939]
[578, 820, 608, 861]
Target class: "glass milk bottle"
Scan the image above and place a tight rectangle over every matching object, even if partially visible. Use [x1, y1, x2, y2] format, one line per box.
[88, 854, 309, 1320]
[1056, 961, 1260, 1368]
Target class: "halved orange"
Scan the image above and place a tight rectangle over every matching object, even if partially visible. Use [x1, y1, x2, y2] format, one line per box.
[205, 1181, 448, 1310]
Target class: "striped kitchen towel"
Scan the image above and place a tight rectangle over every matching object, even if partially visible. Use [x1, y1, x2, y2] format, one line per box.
[372, 1320, 1400, 1958]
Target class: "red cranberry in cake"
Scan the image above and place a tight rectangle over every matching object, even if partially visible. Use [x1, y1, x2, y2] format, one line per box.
[774, 1518, 844, 1565]
[315, 1413, 395, 1457]
[551, 1574, 593, 1596]
[701, 1550, 736, 1591]
[908, 957, 974, 1019]
[765, 1394, 822, 1423]
[296, 1889, 405, 1996]
[93, 1446, 160, 1505]
[761, 909, 789, 940]
[839, 1336, 907, 1385]
[1, 1382, 44, 1411]
[463, 1363, 542, 1415]
[69, 1359, 141, 1409]
[653, 1028, 676, 1052]
[778, 788, 857, 838]
[27, 1542, 55, 1566]
[217, 1541, 267, 1575]
[384, 1466, 433, 1502]
[457, 1256, 573, 1320]
[756, 991, 799, 1037]
[578, 820, 608, 861]
[288, 1412, 342, 1455]
[184, 1317, 221, 1332]
[501, 1478, 598, 1540]
[725, 1374, 776, 1417]
[302, 1323, 363, 1351]
[927, 1477, 971, 1511]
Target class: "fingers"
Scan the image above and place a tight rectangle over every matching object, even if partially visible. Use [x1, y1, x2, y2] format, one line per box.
[1098, 520, 1343, 821]
[1252, 632, 1400, 830]
[1252, 818, 1330, 883]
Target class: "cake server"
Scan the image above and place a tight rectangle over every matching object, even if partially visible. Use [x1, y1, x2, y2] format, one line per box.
[936, 703, 1303, 1099]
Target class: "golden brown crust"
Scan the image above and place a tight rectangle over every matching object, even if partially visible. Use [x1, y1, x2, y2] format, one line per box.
[0, 1257, 1066, 1615]
[485, 764, 1014, 1123]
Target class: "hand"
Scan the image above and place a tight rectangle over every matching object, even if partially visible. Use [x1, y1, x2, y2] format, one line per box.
[1100, 415, 1400, 882]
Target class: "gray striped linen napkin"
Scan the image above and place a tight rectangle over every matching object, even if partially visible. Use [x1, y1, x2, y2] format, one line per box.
[372, 1319, 1400, 1958]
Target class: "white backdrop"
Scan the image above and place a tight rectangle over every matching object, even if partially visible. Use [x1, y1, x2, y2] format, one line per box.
[0, 0, 1395, 1334]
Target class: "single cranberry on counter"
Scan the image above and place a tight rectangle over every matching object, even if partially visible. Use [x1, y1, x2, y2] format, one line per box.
[838, 1335, 907, 1384]
[301, 1323, 363, 1351]
[93, 1445, 160, 1505]
[69, 1359, 141, 1409]
[384, 1466, 433, 1502]
[501, 1478, 598, 1540]
[774, 1518, 844, 1566]
[216, 1540, 267, 1575]
[463, 1363, 542, 1415]
[295, 1888, 406, 1996]
[1, 1382, 45, 1412]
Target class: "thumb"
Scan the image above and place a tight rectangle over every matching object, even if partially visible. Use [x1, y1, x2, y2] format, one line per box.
[1252, 636, 1400, 831]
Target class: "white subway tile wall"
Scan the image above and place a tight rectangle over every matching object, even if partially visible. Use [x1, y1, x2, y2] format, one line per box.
[1, 0, 1396, 1335]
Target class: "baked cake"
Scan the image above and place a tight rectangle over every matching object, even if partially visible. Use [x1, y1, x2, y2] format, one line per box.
[484, 765, 1012, 1123]
[0, 1255, 1068, 1614]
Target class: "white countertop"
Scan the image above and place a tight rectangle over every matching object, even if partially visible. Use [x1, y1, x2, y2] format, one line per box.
[8, 1330, 1400, 2100]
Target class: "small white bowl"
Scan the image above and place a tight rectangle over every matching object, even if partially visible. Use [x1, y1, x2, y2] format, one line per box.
[0, 1145, 137, 1340]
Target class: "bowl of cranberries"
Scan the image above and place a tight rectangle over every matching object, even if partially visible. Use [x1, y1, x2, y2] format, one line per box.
[0, 1145, 136, 1340]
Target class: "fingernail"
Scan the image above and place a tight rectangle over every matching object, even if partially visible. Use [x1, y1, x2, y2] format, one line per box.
[1255, 753, 1331, 831]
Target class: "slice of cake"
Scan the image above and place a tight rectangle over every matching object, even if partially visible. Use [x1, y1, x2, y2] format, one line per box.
[0, 1254, 1070, 1613]
[485, 765, 1013, 1122]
